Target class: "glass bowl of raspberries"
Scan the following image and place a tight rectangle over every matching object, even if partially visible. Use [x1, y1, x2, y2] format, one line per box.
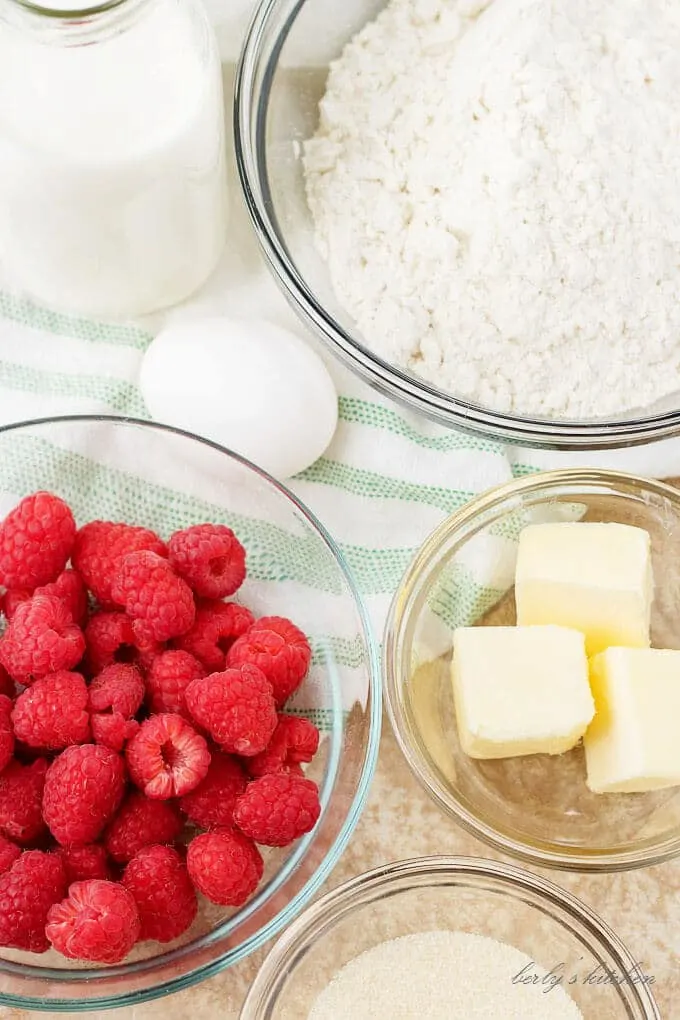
[0, 415, 380, 1010]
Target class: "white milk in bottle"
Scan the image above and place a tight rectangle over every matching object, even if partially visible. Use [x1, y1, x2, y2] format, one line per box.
[0, 0, 228, 318]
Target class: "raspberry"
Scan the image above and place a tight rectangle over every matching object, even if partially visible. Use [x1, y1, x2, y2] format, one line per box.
[0, 593, 86, 685]
[46, 879, 140, 963]
[0, 492, 76, 591]
[12, 671, 90, 750]
[175, 599, 255, 672]
[168, 525, 246, 600]
[145, 650, 205, 718]
[0, 833, 21, 874]
[0, 758, 48, 844]
[72, 520, 167, 607]
[126, 714, 210, 799]
[111, 551, 195, 643]
[122, 844, 197, 943]
[5, 570, 90, 629]
[2, 588, 31, 619]
[90, 663, 144, 717]
[92, 714, 140, 753]
[233, 773, 321, 847]
[0, 694, 14, 773]
[179, 751, 248, 829]
[185, 665, 277, 757]
[186, 829, 263, 907]
[105, 791, 183, 863]
[87, 663, 143, 752]
[226, 617, 311, 706]
[84, 610, 161, 675]
[58, 844, 112, 883]
[248, 714, 320, 778]
[0, 850, 67, 952]
[43, 744, 126, 846]
[40, 569, 89, 626]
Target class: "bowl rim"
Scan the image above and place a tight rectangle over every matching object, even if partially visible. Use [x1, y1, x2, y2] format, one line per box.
[233, 0, 680, 452]
[239, 854, 661, 1019]
[383, 467, 680, 873]
[0, 413, 382, 1011]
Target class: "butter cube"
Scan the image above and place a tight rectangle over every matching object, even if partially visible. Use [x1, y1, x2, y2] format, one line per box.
[451, 625, 594, 759]
[584, 648, 680, 794]
[515, 522, 652, 657]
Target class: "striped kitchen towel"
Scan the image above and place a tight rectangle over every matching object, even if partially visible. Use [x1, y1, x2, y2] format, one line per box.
[0, 284, 525, 710]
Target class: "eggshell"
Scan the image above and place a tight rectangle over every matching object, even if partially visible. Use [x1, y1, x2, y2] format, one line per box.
[139, 318, 338, 480]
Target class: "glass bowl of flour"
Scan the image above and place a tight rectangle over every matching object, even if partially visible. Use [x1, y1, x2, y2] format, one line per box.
[235, 0, 680, 458]
[240, 857, 660, 1019]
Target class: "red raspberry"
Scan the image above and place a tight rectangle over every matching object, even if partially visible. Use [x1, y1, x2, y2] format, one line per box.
[58, 844, 112, 884]
[91, 714, 140, 753]
[248, 714, 320, 778]
[105, 791, 183, 863]
[6, 570, 90, 627]
[88, 663, 144, 752]
[111, 551, 195, 643]
[226, 617, 311, 706]
[72, 520, 167, 607]
[234, 773, 321, 847]
[175, 599, 255, 672]
[46, 879, 140, 963]
[145, 650, 205, 718]
[43, 744, 126, 846]
[84, 610, 162, 677]
[168, 525, 246, 599]
[0, 833, 21, 874]
[126, 714, 210, 799]
[0, 492, 75, 591]
[90, 663, 144, 718]
[12, 671, 90, 750]
[0, 664, 14, 698]
[186, 828, 263, 907]
[179, 751, 248, 829]
[39, 569, 89, 626]
[185, 665, 277, 757]
[0, 850, 67, 952]
[0, 758, 48, 844]
[2, 588, 31, 619]
[0, 694, 14, 773]
[0, 593, 86, 685]
[122, 844, 197, 943]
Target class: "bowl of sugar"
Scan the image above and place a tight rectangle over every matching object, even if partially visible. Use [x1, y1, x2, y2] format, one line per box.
[383, 468, 680, 872]
[240, 857, 660, 1019]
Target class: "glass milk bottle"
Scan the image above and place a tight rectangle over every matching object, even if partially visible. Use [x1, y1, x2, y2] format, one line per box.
[0, 0, 228, 318]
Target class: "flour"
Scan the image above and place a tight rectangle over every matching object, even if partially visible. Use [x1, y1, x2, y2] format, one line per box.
[303, 0, 680, 419]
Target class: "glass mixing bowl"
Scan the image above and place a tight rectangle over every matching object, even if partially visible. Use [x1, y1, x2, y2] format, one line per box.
[0, 415, 380, 1011]
[234, 0, 680, 451]
[383, 469, 680, 871]
[239, 856, 660, 1019]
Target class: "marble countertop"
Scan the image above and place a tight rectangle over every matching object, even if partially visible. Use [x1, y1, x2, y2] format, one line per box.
[4, 718, 678, 1020]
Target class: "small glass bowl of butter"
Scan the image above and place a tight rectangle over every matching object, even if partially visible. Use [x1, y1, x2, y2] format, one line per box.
[383, 468, 680, 871]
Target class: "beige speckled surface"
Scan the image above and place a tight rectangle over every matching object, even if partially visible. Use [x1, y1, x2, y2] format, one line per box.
[4, 716, 678, 1020]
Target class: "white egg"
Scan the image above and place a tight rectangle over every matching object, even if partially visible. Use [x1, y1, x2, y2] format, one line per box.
[139, 317, 338, 480]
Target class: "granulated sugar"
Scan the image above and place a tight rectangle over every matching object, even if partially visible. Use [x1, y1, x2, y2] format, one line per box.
[307, 930, 584, 1019]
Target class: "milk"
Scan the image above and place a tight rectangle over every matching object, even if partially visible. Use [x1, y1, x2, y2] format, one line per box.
[0, 0, 228, 318]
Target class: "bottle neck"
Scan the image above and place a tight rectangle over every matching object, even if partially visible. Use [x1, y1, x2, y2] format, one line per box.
[0, 0, 153, 43]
